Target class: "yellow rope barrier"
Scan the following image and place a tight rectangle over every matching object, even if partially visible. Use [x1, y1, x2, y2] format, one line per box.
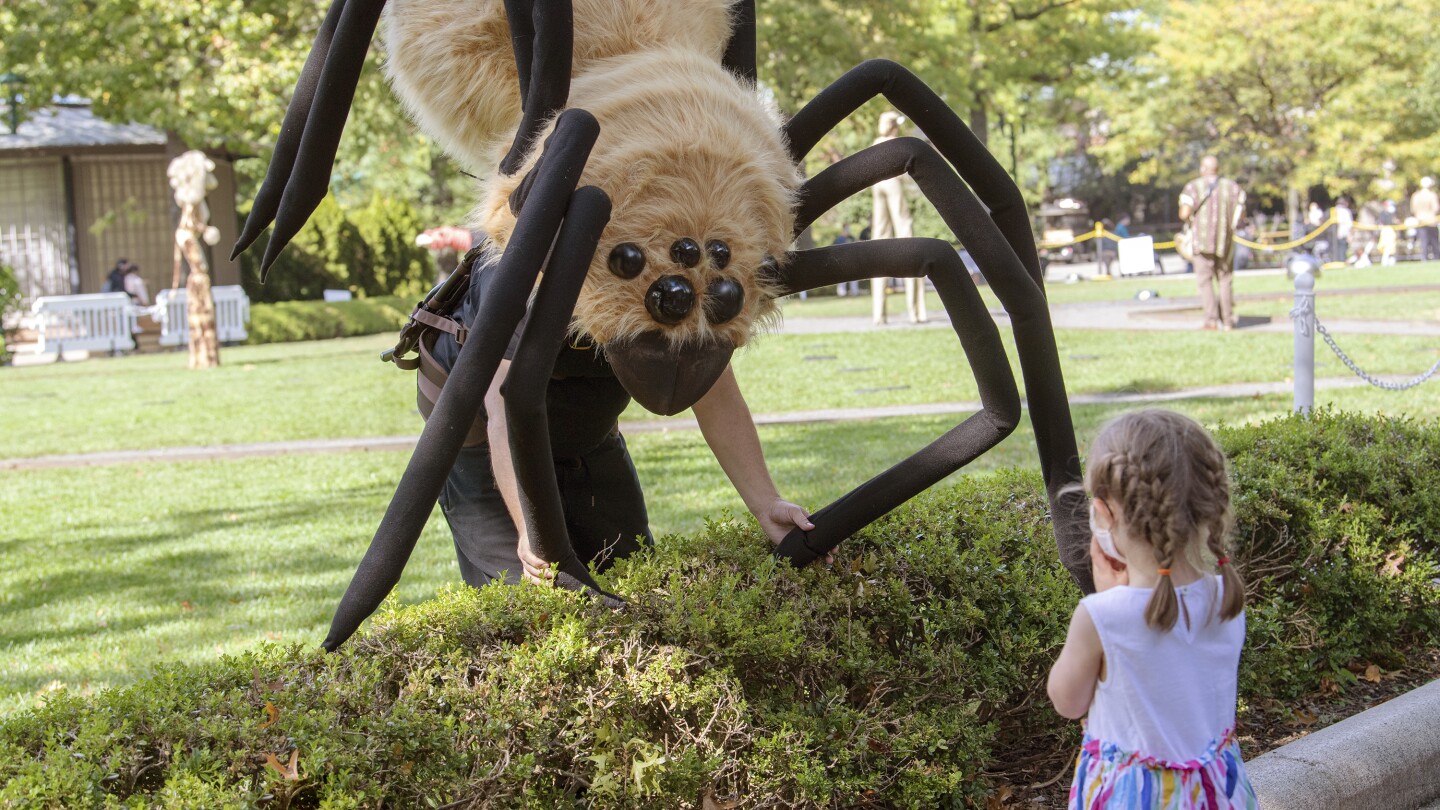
[1035, 213, 1376, 253]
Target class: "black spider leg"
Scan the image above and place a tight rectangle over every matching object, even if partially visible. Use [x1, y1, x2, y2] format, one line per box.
[499, 0, 573, 176]
[230, 0, 346, 261]
[782, 62, 1089, 591]
[322, 110, 602, 651]
[771, 236, 1021, 566]
[720, 0, 757, 84]
[234, 0, 388, 276]
[502, 189, 622, 600]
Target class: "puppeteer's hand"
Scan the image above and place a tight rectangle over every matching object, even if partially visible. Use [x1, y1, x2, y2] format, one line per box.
[517, 534, 555, 586]
[1089, 536, 1129, 592]
[758, 498, 830, 563]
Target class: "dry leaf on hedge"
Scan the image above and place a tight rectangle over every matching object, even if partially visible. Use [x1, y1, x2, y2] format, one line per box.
[1382, 552, 1405, 577]
[258, 701, 279, 730]
[264, 749, 299, 780]
[1363, 664, 1382, 683]
[702, 790, 740, 810]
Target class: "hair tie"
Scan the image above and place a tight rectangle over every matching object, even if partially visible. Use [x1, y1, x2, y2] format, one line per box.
[1157, 568, 1172, 577]
[1216, 556, 1230, 567]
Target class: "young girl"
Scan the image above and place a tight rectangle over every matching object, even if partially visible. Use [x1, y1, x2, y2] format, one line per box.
[1048, 409, 1258, 809]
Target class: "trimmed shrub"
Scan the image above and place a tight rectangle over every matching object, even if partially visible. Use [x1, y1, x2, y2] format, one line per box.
[244, 296, 412, 345]
[1221, 410, 1440, 697]
[2, 411, 1437, 808]
[240, 195, 435, 304]
[0, 263, 22, 364]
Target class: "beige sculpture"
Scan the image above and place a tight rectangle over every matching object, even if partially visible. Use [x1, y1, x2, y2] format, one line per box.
[168, 150, 223, 369]
[871, 111, 926, 325]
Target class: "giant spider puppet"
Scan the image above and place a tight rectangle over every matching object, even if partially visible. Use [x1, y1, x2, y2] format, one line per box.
[233, 0, 1090, 651]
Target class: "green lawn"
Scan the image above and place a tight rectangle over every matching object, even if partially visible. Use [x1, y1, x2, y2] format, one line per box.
[782, 260, 1440, 317]
[3, 384, 1438, 716]
[3, 268, 1439, 717]
[5, 325, 1439, 458]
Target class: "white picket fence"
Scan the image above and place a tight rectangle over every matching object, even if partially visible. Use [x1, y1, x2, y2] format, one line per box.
[28, 292, 137, 355]
[154, 286, 251, 347]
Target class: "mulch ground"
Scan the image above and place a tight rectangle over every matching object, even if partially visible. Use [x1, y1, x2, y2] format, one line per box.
[986, 648, 1440, 808]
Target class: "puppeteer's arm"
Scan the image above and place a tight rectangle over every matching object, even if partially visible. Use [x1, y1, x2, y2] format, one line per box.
[692, 365, 815, 545]
[484, 358, 549, 583]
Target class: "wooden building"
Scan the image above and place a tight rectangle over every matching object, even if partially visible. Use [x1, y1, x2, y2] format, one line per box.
[0, 100, 240, 306]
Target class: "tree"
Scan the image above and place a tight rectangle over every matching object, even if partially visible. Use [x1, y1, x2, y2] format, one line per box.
[0, 0, 467, 221]
[1090, 0, 1440, 223]
[758, 0, 1154, 243]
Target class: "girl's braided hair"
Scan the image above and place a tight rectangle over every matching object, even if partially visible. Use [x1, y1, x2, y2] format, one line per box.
[1085, 409, 1245, 630]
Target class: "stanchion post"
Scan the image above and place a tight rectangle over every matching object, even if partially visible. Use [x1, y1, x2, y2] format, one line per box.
[1293, 268, 1315, 414]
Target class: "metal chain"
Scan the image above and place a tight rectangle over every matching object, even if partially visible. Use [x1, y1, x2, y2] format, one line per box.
[1313, 319, 1440, 390]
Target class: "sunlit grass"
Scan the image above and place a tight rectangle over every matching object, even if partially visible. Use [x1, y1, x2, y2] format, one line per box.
[3, 384, 1436, 716]
[6, 323, 1439, 458]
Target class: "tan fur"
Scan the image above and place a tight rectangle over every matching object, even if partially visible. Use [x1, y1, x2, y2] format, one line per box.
[383, 0, 735, 171]
[385, 0, 796, 349]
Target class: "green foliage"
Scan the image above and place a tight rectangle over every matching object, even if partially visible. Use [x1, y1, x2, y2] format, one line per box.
[0, 263, 22, 364]
[1221, 410, 1440, 696]
[240, 195, 435, 304]
[1091, 0, 1440, 199]
[3, 411, 1438, 806]
[244, 296, 412, 345]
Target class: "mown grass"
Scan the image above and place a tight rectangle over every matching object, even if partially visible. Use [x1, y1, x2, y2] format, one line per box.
[783, 260, 1440, 317]
[5, 323, 1439, 458]
[3, 386, 1437, 716]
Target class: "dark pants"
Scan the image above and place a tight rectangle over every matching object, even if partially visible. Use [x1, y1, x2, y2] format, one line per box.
[1194, 252, 1235, 327]
[1421, 226, 1439, 261]
[437, 432, 653, 586]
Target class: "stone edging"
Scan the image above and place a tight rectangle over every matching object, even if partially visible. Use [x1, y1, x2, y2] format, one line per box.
[1248, 678, 1440, 809]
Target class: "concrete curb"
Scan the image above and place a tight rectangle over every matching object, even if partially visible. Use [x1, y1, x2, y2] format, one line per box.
[1248, 678, 1440, 810]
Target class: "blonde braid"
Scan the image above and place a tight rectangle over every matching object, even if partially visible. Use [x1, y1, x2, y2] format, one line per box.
[1198, 443, 1246, 621]
[1136, 458, 1183, 631]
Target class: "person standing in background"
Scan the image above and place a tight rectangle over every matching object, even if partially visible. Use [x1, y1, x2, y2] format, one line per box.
[1179, 156, 1246, 331]
[1333, 197, 1353, 264]
[870, 111, 926, 325]
[1410, 178, 1439, 261]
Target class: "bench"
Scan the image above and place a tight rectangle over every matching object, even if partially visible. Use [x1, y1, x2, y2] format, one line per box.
[28, 292, 138, 356]
[154, 286, 251, 347]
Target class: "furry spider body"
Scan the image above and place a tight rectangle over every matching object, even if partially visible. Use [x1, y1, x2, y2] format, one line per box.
[234, 0, 1089, 651]
[387, 0, 797, 358]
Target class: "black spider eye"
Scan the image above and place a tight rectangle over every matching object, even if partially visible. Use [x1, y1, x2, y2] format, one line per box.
[670, 238, 701, 268]
[645, 275, 695, 324]
[705, 278, 744, 324]
[706, 240, 731, 269]
[608, 243, 646, 279]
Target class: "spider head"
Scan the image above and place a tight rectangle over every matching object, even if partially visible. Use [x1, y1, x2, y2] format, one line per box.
[477, 49, 800, 414]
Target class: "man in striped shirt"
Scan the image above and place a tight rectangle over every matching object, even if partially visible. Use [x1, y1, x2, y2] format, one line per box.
[1179, 156, 1247, 330]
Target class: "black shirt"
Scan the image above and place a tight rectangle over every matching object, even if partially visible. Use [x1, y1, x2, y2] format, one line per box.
[431, 257, 632, 457]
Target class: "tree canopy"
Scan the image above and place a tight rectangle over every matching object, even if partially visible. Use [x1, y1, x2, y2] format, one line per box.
[1091, 0, 1440, 204]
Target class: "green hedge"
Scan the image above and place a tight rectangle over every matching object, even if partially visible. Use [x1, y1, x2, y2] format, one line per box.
[244, 296, 413, 345]
[2, 411, 1437, 808]
[239, 195, 437, 305]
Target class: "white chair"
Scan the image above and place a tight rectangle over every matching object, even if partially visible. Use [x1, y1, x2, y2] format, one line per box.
[154, 286, 251, 347]
[29, 293, 137, 356]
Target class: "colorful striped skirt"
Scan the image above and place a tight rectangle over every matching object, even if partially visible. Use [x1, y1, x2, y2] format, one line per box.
[1068, 728, 1258, 809]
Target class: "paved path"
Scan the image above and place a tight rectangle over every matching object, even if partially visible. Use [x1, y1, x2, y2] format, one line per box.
[1, 377, 1374, 471]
